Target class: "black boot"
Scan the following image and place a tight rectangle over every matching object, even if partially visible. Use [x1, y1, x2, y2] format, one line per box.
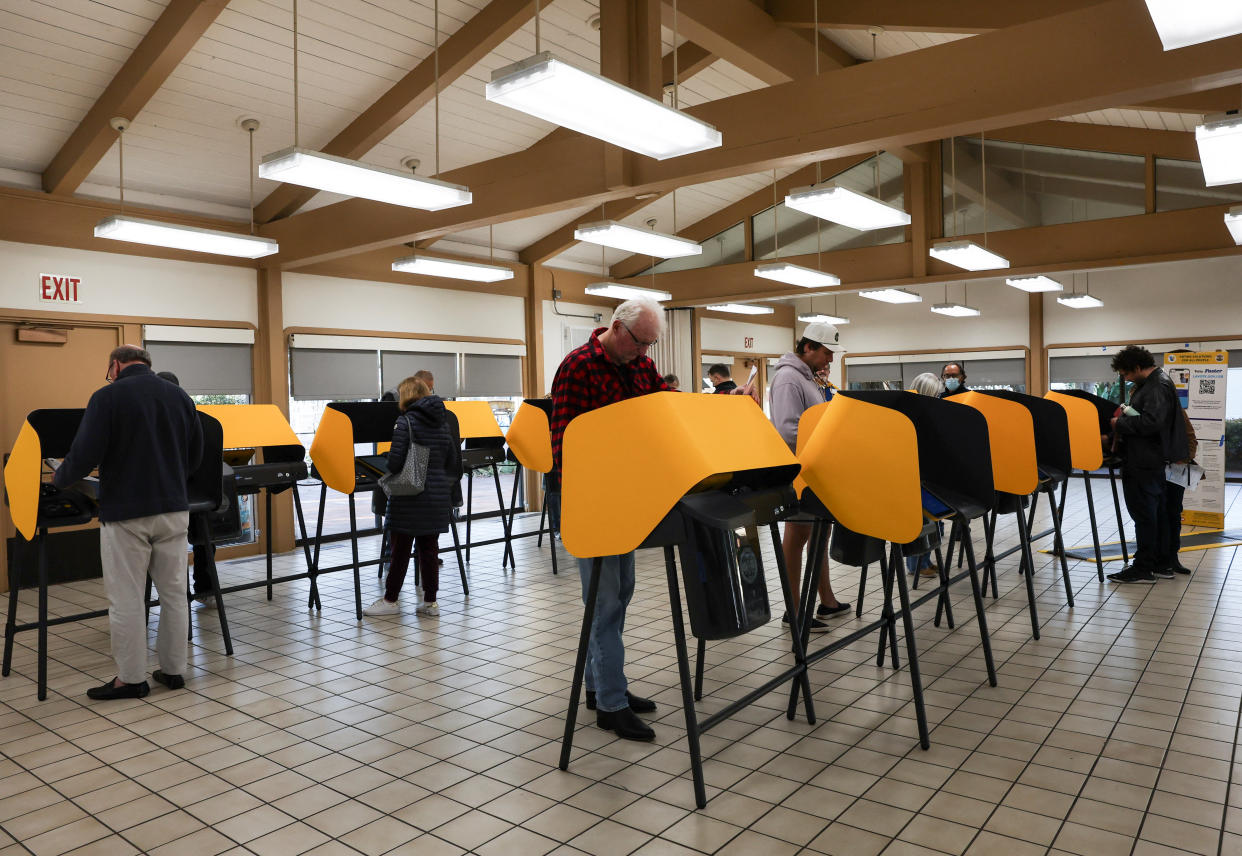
[596, 707, 655, 741]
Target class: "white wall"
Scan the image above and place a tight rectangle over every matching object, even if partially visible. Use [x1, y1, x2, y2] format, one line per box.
[700, 317, 794, 355]
[0, 239, 257, 324]
[540, 299, 609, 394]
[283, 272, 526, 342]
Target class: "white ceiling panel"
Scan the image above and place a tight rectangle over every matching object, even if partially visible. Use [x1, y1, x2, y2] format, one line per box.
[1056, 109, 1200, 133]
[821, 28, 972, 60]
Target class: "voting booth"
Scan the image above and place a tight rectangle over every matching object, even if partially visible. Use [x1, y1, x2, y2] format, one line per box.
[445, 401, 514, 571]
[503, 399, 559, 574]
[557, 392, 807, 809]
[1058, 389, 1132, 567]
[1045, 391, 1109, 579]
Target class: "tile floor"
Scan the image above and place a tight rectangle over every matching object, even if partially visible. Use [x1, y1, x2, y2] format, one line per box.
[1, 479, 1240, 856]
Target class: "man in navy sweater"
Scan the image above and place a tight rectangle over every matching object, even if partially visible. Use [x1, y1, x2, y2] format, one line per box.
[55, 345, 203, 699]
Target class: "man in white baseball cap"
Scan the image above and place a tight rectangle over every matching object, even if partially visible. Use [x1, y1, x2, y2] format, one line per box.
[769, 321, 849, 632]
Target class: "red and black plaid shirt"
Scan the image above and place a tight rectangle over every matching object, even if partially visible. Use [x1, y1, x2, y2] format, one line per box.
[550, 327, 668, 477]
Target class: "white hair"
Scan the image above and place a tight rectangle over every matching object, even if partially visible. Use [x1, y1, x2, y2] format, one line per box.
[910, 372, 944, 397]
[610, 298, 666, 335]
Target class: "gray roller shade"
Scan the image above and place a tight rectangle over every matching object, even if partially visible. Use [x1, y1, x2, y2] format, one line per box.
[460, 354, 523, 397]
[382, 351, 458, 398]
[291, 348, 379, 401]
[845, 362, 902, 383]
[901, 361, 946, 388]
[966, 357, 1025, 388]
[145, 341, 252, 396]
[1050, 355, 1117, 385]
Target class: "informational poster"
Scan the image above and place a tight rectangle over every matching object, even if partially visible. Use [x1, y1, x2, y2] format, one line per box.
[1166, 350, 1229, 528]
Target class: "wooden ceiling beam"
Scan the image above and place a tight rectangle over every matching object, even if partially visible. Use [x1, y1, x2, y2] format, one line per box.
[262, 0, 1242, 267]
[253, 0, 538, 224]
[1130, 86, 1241, 114]
[763, 0, 1110, 33]
[41, 0, 230, 196]
[986, 120, 1198, 160]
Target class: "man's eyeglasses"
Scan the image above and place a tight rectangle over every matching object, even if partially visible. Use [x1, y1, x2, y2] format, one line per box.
[103, 360, 114, 384]
[622, 323, 658, 349]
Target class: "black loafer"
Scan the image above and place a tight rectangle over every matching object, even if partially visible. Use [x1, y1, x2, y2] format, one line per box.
[152, 670, 185, 690]
[596, 707, 655, 742]
[586, 690, 656, 713]
[816, 602, 852, 618]
[86, 678, 150, 700]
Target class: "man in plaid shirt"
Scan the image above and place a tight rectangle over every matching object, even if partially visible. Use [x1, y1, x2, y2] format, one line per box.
[551, 298, 667, 742]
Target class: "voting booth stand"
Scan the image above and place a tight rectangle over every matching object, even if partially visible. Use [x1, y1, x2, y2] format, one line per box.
[1059, 389, 1132, 568]
[1045, 392, 1110, 581]
[557, 393, 812, 809]
[445, 402, 515, 571]
[309, 402, 467, 621]
[786, 396, 934, 751]
[502, 400, 559, 575]
[843, 391, 999, 688]
[3, 409, 226, 699]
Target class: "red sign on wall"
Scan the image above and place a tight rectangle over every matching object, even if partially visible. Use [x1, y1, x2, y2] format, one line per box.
[39, 274, 81, 304]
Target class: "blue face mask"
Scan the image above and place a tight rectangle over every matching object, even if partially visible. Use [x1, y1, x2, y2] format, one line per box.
[944, 377, 961, 392]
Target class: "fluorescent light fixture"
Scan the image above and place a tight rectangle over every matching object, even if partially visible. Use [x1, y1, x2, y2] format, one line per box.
[486, 53, 722, 160]
[1006, 274, 1064, 293]
[94, 215, 279, 258]
[753, 262, 841, 289]
[857, 287, 922, 304]
[784, 183, 911, 230]
[1143, 0, 1242, 50]
[584, 282, 672, 301]
[930, 302, 981, 318]
[798, 312, 850, 325]
[1227, 205, 1242, 244]
[706, 303, 775, 315]
[1194, 115, 1242, 186]
[929, 239, 1010, 271]
[392, 255, 514, 282]
[258, 147, 472, 211]
[574, 220, 702, 258]
[1056, 293, 1104, 309]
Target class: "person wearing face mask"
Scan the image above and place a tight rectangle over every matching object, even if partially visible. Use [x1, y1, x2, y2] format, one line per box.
[939, 362, 968, 398]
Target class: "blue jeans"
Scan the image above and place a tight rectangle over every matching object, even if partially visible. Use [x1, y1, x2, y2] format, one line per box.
[577, 553, 635, 713]
[905, 553, 931, 575]
[1122, 468, 1167, 571]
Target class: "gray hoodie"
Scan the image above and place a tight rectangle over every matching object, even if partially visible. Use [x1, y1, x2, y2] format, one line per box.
[769, 352, 825, 450]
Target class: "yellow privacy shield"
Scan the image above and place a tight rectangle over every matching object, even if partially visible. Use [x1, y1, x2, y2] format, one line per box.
[791, 401, 827, 498]
[5, 421, 42, 541]
[797, 397, 923, 544]
[951, 391, 1038, 495]
[1044, 391, 1104, 471]
[445, 401, 503, 439]
[196, 404, 300, 449]
[561, 392, 795, 558]
[308, 406, 358, 494]
[506, 402, 553, 473]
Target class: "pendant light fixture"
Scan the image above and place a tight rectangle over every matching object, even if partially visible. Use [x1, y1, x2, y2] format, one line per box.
[754, 167, 841, 287]
[931, 282, 981, 317]
[1056, 272, 1103, 309]
[1226, 205, 1242, 243]
[799, 295, 849, 325]
[1194, 113, 1242, 187]
[94, 118, 280, 258]
[586, 203, 672, 300]
[1143, 0, 1242, 50]
[707, 303, 775, 315]
[785, 25, 911, 232]
[486, 0, 721, 159]
[1006, 274, 1064, 293]
[858, 287, 921, 304]
[930, 132, 1009, 271]
[261, 0, 470, 210]
[392, 221, 514, 282]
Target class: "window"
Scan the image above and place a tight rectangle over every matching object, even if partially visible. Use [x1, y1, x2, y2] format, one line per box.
[644, 221, 746, 275]
[1155, 157, 1242, 213]
[845, 362, 903, 391]
[145, 341, 252, 398]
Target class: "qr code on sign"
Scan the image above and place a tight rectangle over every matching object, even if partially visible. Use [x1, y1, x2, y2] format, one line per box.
[1199, 379, 1216, 395]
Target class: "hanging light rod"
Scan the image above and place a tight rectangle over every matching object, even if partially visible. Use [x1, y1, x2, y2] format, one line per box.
[1226, 205, 1242, 244]
[259, 148, 471, 210]
[1194, 114, 1242, 187]
[706, 303, 775, 315]
[1142, 0, 1242, 50]
[784, 183, 910, 231]
[1057, 293, 1104, 309]
[929, 239, 1009, 271]
[753, 262, 841, 289]
[857, 287, 921, 304]
[585, 282, 672, 301]
[1005, 274, 1064, 293]
[930, 302, 981, 318]
[574, 220, 701, 258]
[486, 53, 722, 160]
[95, 215, 280, 259]
[392, 254, 514, 282]
[798, 312, 849, 325]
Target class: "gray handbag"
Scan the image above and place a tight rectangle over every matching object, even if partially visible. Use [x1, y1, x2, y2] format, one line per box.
[379, 417, 430, 497]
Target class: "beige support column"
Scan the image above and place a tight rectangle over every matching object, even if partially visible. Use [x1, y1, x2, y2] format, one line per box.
[1028, 291, 1046, 395]
[255, 266, 295, 552]
[523, 264, 546, 512]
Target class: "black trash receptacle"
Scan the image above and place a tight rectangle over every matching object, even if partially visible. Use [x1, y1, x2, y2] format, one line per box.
[675, 492, 771, 641]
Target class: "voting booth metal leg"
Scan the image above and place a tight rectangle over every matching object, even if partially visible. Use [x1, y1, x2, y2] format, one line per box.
[560, 556, 602, 773]
[771, 522, 816, 725]
[663, 546, 709, 809]
[930, 540, 955, 629]
[1080, 472, 1106, 582]
[37, 532, 47, 700]
[503, 465, 522, 570]
[307, 484, 327, 611]
[933, 517, 999, 687]
[876, 548, 901, 671]
[982, 510, 1000, 598]
[2, 559, 18, 678]
[891, 543, 930, 749]
[448, 518, 468, 597]
[465, 475, 474, 563]
[537, 500, 548, 547]
[1015, 507, 1042, 640]
[264, 491, 274, 600]
[854, 563, 868, 618]
[348, 494, 363, 621]
[193, 515, 233, 656]
[1108, 464, 1130, 565]
[492, 467, 516, 571]
[1049, 482, 1075, 607]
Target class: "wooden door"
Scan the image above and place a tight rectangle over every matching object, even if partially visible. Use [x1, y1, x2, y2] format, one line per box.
[1, 322, 123, 592]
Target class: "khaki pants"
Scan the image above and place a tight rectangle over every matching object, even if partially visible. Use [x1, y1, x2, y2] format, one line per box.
[99, 511, 189, 684]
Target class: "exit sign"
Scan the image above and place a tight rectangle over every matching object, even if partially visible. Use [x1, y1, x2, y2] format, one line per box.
[39, 273, 82, 304]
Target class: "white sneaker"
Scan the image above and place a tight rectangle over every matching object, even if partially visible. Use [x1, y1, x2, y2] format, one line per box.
[363, 597, 399, 616]
[416, 601, 439, 617]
